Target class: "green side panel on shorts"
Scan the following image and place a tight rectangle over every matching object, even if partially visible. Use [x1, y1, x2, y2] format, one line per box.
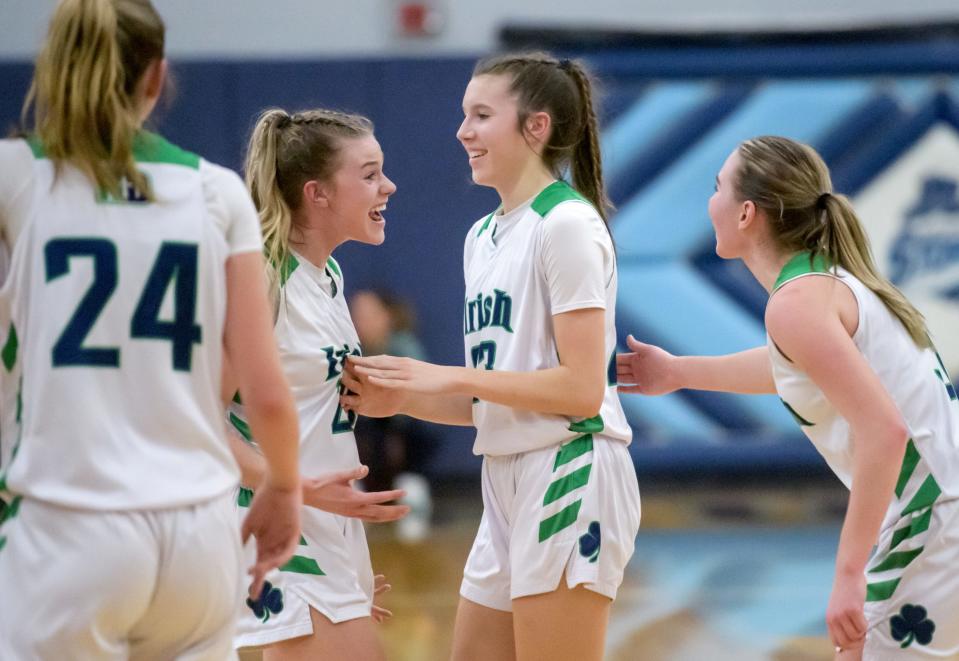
[568, 415, 604, 435]
[780, 398, 814, 427]
[229, 412, 252, 442]
[890, 507, 933, 551]
[530, 180, 588, 218]
[281, 555, 325, 576]
[0, 536, 5, 551]
[538, 499, 582, 543]
[237, 487, 253, 508]
[553, 434, 593, 471]
[772, 251, 831, 291]
[543, 464, 593, 506]
[476, 213, 495, 237]
[901, 475, 941, 516]
[868, 547, 924, 573]
[2, 323, 18, 372]
[865, 578, 901, 602]
[895, 440, 921, 499]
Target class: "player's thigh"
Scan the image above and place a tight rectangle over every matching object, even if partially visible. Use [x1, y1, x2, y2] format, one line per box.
[511, 577, 611, 661]
[451, 596, 516, 661]
[264, 607, 384, 661]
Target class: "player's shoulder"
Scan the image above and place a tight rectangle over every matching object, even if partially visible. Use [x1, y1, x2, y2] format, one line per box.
[0, 136, 39, 172]
[530, 180, 598, 223]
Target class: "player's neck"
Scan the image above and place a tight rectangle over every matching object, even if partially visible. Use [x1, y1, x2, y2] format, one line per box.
[743, 242, 793, 294]
[496, 162, 554, 215]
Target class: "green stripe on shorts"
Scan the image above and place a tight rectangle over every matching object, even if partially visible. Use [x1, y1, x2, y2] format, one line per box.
[553, 434, 593, 470]
[538, 500, 582, 543]
[281, 555, 325, 576]
[866, 578, 901, 602]
[543, 464, 592, 506]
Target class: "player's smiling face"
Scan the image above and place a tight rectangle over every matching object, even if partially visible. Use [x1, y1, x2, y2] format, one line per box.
[457, 73, 532, 191]
[324, 134, 395, 246]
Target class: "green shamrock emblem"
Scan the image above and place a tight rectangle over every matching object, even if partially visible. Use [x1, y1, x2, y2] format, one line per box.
[246, 581, 284, 623]
[578, 521, 601, 563]
[890, 604, 935, 649]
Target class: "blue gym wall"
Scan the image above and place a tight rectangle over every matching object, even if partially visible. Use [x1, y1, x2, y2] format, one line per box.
[3, 34, 958, 477]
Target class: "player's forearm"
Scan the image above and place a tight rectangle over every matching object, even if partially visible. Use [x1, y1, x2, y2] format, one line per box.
[244, 394, 300, 491]
[401, 391, 475, 426]
[673, 347, 775, 394]
[835, 423, 909, 576]
[227, 428, 267, 490]
[454, 364, 604, 419]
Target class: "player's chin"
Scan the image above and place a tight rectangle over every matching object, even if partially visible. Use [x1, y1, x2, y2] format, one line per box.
[362, 223, 386, 246]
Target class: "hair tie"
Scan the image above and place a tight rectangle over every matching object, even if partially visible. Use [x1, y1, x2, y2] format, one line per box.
[815, 192, 831, 211]
[557, 58, 573, 72]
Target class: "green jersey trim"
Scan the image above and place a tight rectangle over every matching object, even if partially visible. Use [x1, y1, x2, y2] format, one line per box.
[476, 213, 495, 237]
[326, 256, 342, 279]
[26, 132, 200, 169]
[278, 253, 300, 287]
[531, 180, 589, 218]
[773, 251, 831, 291]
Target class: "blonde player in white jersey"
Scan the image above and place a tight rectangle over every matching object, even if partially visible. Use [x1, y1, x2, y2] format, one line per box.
[618, 136, 959, 659]
[342, 52, 641, 661]
[223, 108, 400, 661]
[0, 0, 303, 658]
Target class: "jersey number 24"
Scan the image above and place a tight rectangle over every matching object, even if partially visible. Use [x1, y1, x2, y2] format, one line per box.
[45, 237, 201, 371]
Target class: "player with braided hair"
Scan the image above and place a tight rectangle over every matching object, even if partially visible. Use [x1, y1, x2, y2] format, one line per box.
[226, 107, 399, 660]
[342, 52, 639, 661]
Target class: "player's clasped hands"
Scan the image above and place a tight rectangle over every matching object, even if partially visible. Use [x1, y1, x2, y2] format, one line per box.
[616, 334, 681, 395]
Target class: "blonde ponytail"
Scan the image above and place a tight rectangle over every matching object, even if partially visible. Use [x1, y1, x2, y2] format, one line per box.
[736, 136, 930, 348]
[21, 0, 164, 199]
[244, 109, 296, 299]
[819, 193, 930, 347]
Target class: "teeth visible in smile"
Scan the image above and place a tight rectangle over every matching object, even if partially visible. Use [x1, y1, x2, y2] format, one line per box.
[468, 150, 486, 159]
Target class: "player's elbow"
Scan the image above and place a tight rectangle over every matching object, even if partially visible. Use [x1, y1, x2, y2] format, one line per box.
[567, 380, 605, 419]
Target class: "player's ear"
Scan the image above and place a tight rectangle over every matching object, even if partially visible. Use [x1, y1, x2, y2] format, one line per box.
[303, 180, 330, 208]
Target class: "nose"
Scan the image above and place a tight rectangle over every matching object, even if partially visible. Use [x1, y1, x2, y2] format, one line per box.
[382, 174, 397, 196]
[456, 117, 472, 143]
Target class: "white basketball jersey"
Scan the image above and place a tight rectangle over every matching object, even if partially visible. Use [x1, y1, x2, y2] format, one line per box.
[229, 253, 362, 475]
[769, 252, 959, 536]
[463, 180, 631, 457]
[0, 134, 262, 509]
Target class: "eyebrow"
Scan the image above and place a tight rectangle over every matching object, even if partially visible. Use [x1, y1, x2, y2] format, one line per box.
[361, 160, 381, 168]
[463, 103, 493, 112]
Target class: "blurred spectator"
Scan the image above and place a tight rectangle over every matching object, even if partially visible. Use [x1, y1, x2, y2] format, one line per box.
[350, 289, 436, 542]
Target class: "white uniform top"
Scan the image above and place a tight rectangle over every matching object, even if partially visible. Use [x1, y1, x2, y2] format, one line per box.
[0, 133, 261, 510]
[769, 252, 959, 534]
[229, 252, 362, 475]
[463, 180, 631, 457]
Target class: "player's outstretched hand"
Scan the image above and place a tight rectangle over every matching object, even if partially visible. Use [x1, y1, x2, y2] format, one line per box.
[372, 573, 393, 623]
[303, 465, 410, 522]
[616, 334, 680, 395]
[341, 357, 409, 418]
[347, 354, 455, 395]
[241, 480, 302, 600]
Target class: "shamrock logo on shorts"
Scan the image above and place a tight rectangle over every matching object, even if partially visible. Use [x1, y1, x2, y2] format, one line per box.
[246, 581, 284, 623]
[578, 521, 601, 563]
[890, 604, 935, 649]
